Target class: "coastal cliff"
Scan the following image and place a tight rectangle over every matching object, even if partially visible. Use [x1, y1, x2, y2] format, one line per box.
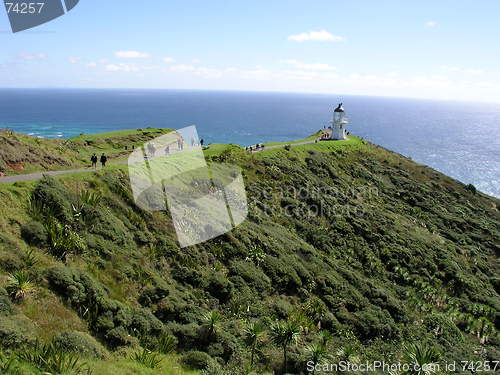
[0, 129, 498, 374]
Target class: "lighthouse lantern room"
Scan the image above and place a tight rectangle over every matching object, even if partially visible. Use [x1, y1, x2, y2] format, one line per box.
[330, 103, 348, 140]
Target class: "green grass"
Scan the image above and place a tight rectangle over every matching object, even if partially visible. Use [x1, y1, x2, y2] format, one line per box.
[70, 127, 172, 141]
[0, 128, 174, 176]
[255, 134, 366, 157]
[88, 354, 198, 375]
[202, 143, 241, 157]
[262, 131, 321, 147]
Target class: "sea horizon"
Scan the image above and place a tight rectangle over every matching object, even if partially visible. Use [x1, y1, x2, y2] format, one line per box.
[0, 88, 498, 198]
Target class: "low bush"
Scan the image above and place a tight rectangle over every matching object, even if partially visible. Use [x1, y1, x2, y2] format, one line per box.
[53, 330, 107, 359]
[0, 252, 23, 273]
[105, 326, 138, 348]
[466, 183, 477, 195]
[181, 350, 213, 370]
[47, 266, 164, 348]
[0, 315, 37, 348]
[30, 176, 73, 222]
[423, 314, 464, 347]
[20, 221, 47, 246]
[0, 289, 14, 316]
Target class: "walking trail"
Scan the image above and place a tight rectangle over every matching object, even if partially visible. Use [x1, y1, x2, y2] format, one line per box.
[0, 132, 327, 184]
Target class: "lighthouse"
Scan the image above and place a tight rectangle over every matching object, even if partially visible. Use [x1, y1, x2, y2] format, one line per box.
[330, 103, 348, 140]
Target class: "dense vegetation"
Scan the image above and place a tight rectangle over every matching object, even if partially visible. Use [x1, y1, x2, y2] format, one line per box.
[0, 130, 498, 374]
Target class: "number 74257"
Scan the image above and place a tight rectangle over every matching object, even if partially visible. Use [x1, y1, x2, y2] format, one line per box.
[5, 2, 45, 14]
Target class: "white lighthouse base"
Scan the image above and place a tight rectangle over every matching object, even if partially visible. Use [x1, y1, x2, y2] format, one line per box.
[331, 125, 347, 140]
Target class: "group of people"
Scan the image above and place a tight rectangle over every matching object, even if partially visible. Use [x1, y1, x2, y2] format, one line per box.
[90, 137, 207, 168]
[320, 132, 331, 140]
[245, 143, 264, 152]
[90, 153, 107, 169]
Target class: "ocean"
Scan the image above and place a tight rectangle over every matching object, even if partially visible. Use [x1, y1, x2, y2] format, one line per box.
[0, 88, 498, 198]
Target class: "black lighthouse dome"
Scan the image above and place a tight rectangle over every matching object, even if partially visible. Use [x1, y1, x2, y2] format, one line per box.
[334, 103, 345, 113]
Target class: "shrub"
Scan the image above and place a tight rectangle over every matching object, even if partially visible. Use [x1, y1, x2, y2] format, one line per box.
[165, 322, 201, 350]
[181, 350, 213, 370]
[0, 289, 14, 316]
[351, 308, 399, 341]
[0, 252, 23, 273]
[130, 308, 165, 338]
[203, 273, 233, 303]
[53, 330, 107, 359]
[104, 327, 137, 348]
[131, 348, 162, 369]
[0, 315, 37, 348]
[466, 184, 477, 195]
[30, 176, 73, 222]
[423, 314, 463, 347]
[201, 361, 243, 375]
[20, 221, 47, 246]
[229, 260, 271, 293]
[139, 286, 170, 307]
[47, 266, 165, 348]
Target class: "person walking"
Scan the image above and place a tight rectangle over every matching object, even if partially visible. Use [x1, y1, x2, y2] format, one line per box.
[100, 153, 108, 168]
[148, 143, 156, 157]
[90, 153, 98, 169]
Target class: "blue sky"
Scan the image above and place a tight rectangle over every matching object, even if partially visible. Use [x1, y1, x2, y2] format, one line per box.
[1, 0, 500, 102]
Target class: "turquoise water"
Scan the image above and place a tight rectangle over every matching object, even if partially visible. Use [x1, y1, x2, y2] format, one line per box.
[0, 88, 498, 198]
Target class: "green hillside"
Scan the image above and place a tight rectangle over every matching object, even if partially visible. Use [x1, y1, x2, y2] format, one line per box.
[0, 128, 173, 175]
[0, 130, 498, 375]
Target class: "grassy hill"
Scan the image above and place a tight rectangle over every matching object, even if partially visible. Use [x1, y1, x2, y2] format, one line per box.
[0, 128, 173, 175]
[0, 129, 498, 375]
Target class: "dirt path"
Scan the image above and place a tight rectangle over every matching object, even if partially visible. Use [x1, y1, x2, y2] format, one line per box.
[0, 167, 102, 184]
[249, 138, 319, 152]
[249, 130, 328, 152]
[0, 132, 328, 184]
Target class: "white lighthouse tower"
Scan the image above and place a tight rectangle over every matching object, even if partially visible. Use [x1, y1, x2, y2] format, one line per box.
[329, 103, 348, 140]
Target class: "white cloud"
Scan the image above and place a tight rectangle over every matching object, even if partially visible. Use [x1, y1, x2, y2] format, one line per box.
[288, 30, 345, 42]
[476, 81, 498, 88]
[20, 53, 47, 60]
[169, 64, 196, 72]
[105, 63, 140, 72]
[441, 65, 485, 76]
[86, 62, 97, 68]
[193, 67, 223, 79]
[163, 57, 175, 63]
[192, 58, 201, 63]
[68, 56, 80, 64]
[464, 68, 485, 76]
[426, 20, 437, 27]
[282, 59, 336, 71]
[386, 71, 400, 78]
[115, 50, 150, 59]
